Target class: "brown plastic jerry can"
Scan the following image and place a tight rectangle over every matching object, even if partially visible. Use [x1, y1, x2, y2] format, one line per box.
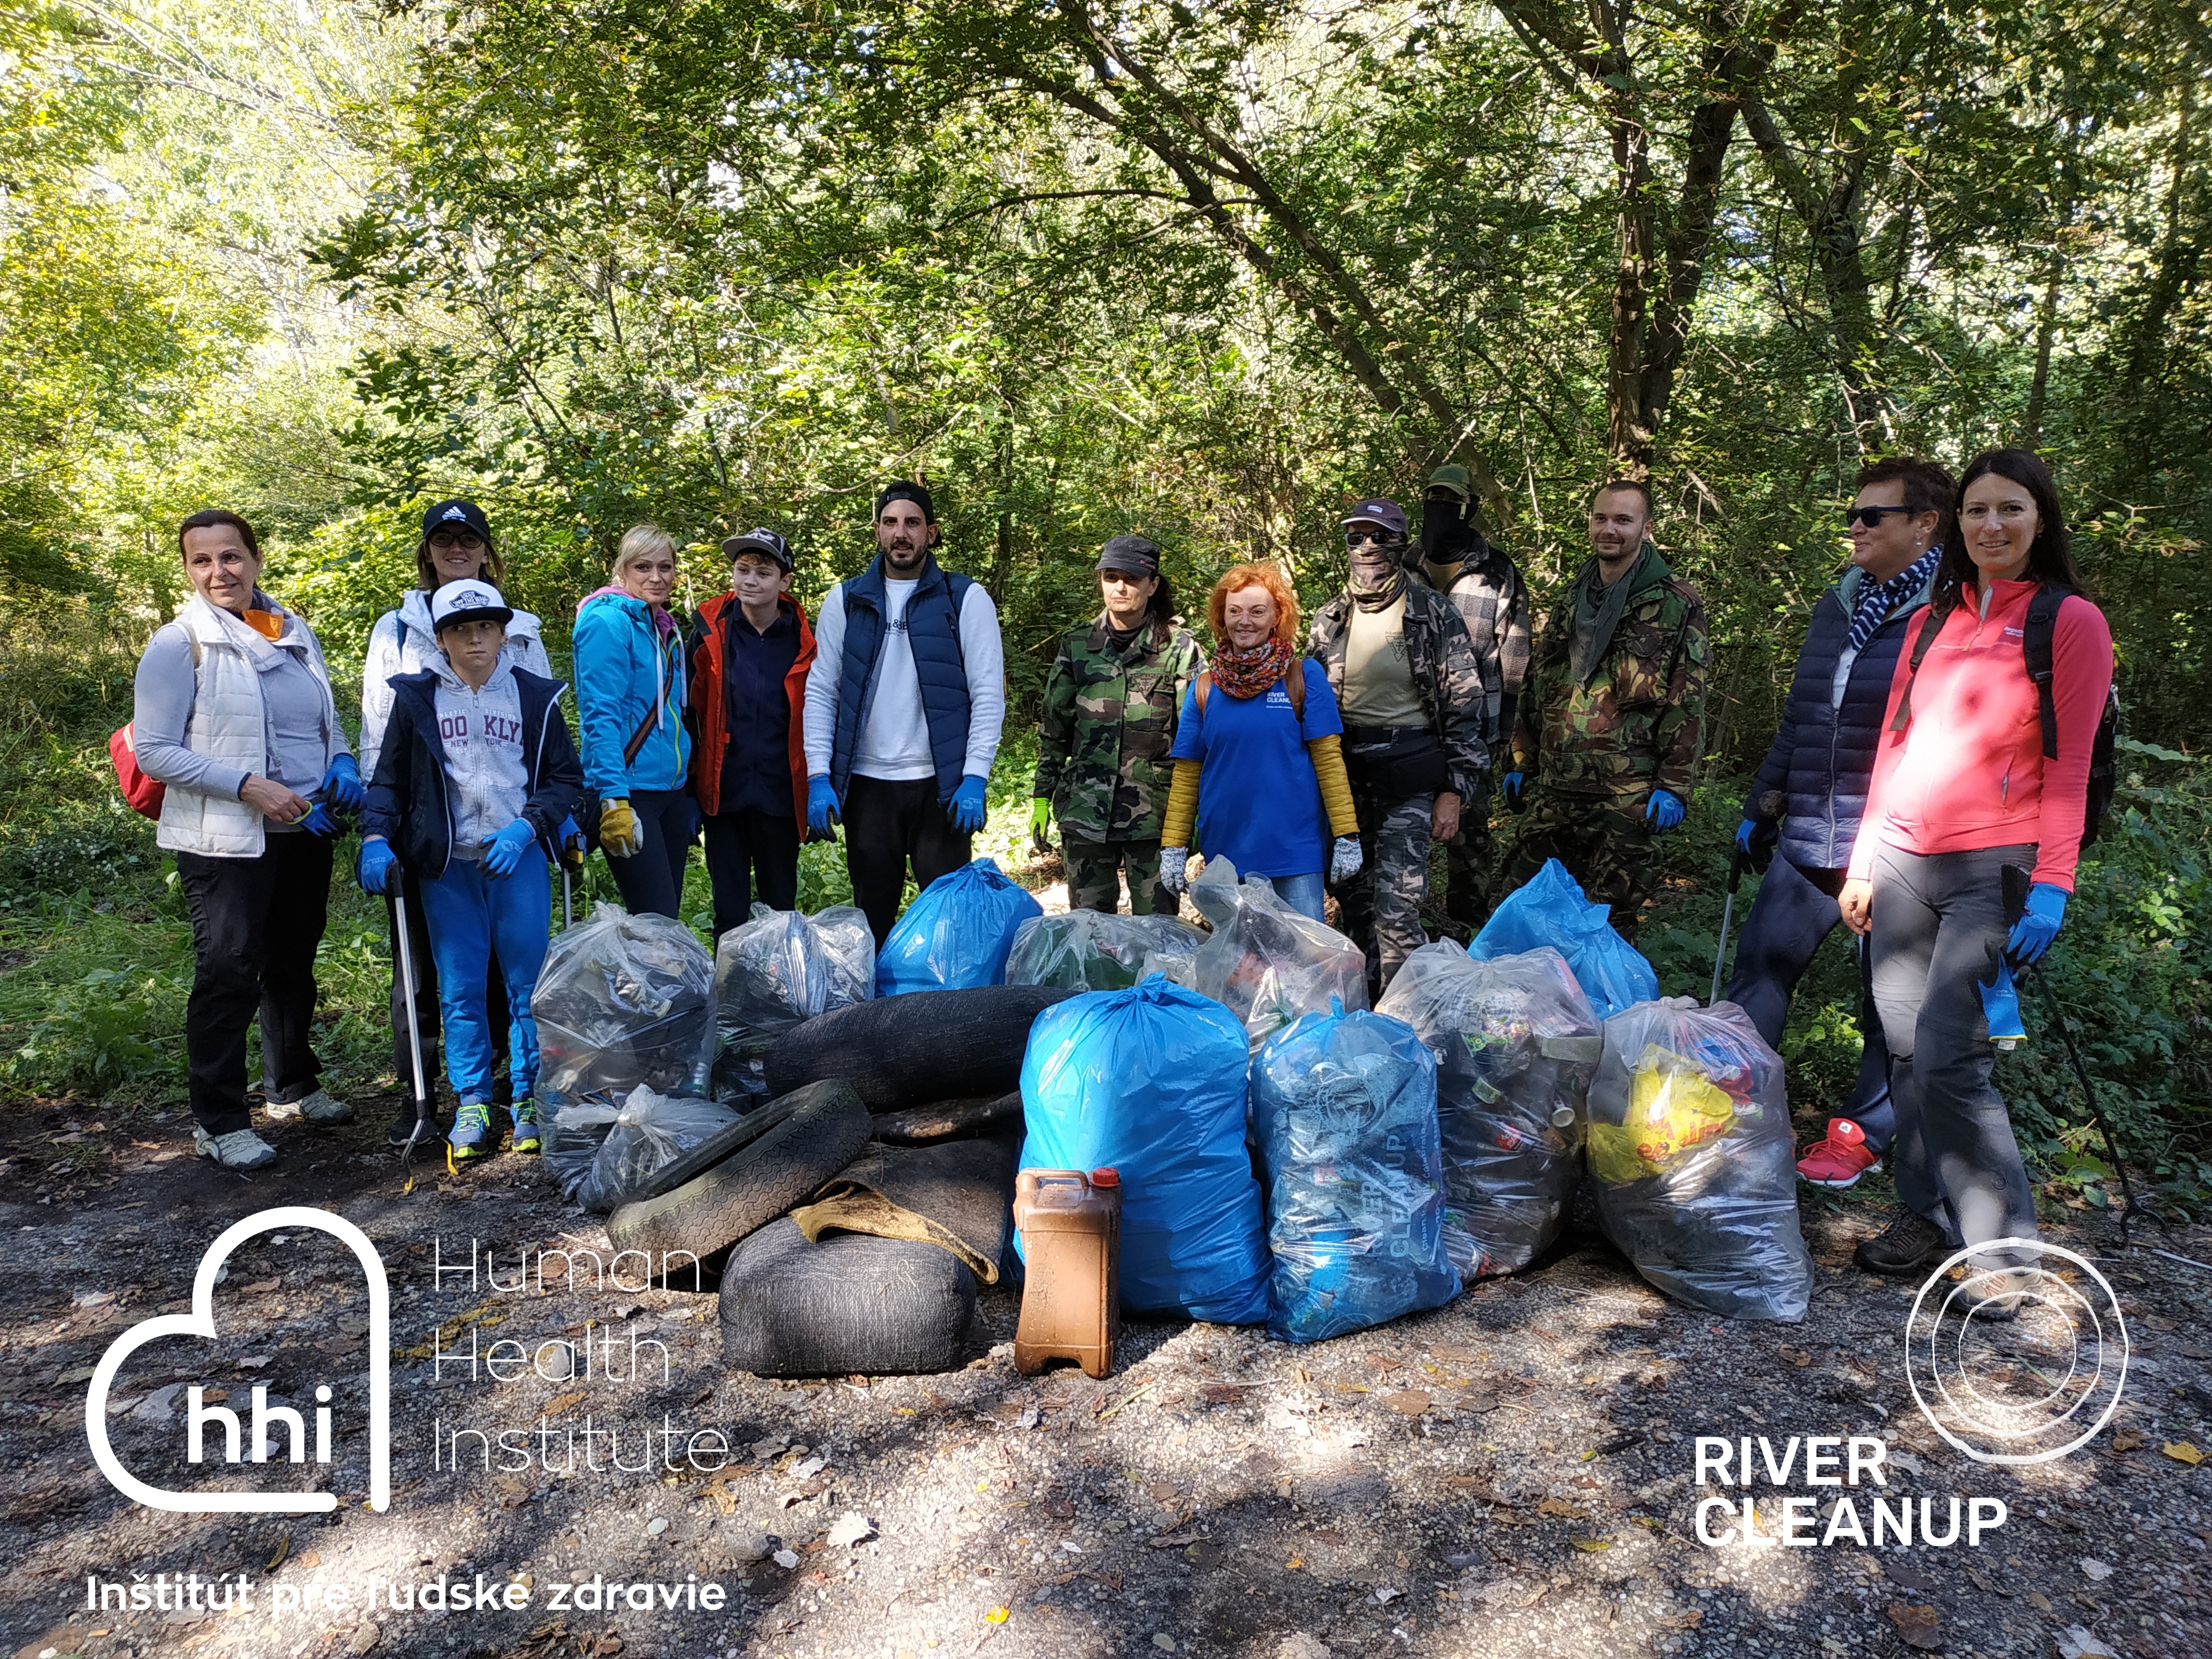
[1013, 1167, 1121, 1379]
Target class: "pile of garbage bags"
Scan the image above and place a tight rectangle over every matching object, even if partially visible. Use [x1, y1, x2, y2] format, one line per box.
[546, 1084, 742, 1213]
[877, 858, 1043, 996]
[1019, 977, 1271, 1324]
[1004, 911, 1204, 992]
[1472, 858, 1657, 1020]
[712, 902, 874, 1102]
[1250, 1001, 1460, 1342]
[535, 904, 715, 1109]
[1585, 997, 1813, 1322]
[1188, 858, 1368, 1048]
[1376, 941, 1598, 1279]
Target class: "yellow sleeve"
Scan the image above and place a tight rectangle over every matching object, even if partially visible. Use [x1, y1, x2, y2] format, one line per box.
[1307, 735, 1358, 839]
[1163, 758, 1202, 849]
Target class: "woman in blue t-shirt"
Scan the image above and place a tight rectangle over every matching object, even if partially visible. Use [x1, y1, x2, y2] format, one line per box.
[1157, 562, 1361, 919]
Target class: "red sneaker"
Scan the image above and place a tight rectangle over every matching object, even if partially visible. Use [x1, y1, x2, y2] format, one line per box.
[1797, 1118, 1881, 1188]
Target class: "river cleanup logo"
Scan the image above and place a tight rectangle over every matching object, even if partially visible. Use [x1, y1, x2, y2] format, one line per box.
[1903, 1237, 2128, 1465]
[83, 1206, 392, 1513]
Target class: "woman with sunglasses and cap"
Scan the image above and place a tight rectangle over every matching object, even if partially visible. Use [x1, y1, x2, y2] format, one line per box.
[1031, 535, 1206, 915]
[686, 528, 818, 940]
[359, 499, 554, 1149]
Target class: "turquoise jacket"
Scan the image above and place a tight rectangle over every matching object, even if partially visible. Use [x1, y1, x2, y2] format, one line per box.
[573, 588, 691, 797]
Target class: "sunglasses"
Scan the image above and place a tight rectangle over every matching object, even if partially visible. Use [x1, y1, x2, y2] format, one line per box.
[1843, 505, 1914, 529]
[1344, 529, 1406, 549]
[428, 530, 487, 551]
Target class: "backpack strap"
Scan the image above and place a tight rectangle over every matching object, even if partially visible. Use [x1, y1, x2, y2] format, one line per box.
[1195, 670, 1210, 717]
[2024, 585, 2063, 760]
[1887, 606, 1945, 733]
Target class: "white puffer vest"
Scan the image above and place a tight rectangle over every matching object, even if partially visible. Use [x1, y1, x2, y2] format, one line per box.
[155, 593, 347, 859]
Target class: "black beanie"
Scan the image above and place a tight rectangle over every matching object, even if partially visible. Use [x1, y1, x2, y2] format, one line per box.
[875, 479, 936, 524]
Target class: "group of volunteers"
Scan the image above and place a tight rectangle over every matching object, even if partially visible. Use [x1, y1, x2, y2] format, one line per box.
[133, 445, 2111, 1294]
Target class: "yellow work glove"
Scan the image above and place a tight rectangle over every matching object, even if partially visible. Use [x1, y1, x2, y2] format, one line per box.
[598, 798, 643, 859]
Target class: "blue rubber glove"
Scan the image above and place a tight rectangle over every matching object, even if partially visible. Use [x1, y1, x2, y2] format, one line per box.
[1734, 818, 1759, 855]
[321, 754, 364, 812]
[1501, 771, 1527, 813]
[357, 838, 397, 895]
[1646, 789, 1686, 833]
[806, 775, 842, 837]
[948, 774, 989, 834]
[2006, 882, 2068, 966]
[483, 819, 538, 879]
[298, 804, 342, 838]
[556, 814, 586, 868]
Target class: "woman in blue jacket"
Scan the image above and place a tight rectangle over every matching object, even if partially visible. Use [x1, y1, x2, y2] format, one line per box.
[575, 524, 695, 918]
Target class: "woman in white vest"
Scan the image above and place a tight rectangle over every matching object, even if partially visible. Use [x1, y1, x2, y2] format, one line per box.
[358, 499, 552, 1148]
[131, 510, 361, 1169]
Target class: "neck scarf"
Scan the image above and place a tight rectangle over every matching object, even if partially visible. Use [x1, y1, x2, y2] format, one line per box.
[1349, 565, 1409, 614]
[1210, 635, 1292, 700]
[1572, 542, 1660, 686]
[241, 608, 287, 643]
[1846, 546, 1940, 659]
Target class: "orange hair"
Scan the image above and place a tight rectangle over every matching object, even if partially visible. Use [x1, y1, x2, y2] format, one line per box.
[1206, 561, 1300, 648]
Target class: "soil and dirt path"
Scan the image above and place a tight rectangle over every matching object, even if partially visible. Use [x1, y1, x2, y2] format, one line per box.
[2, 1093, 2208, 1659]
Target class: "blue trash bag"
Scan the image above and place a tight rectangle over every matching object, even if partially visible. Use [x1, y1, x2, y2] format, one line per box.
[1472, 857, 1658, 1019]
[1251, 1001, 1462, 1343]
[1018, 978, 1271, 1324]
[876, 857, 1044, 997]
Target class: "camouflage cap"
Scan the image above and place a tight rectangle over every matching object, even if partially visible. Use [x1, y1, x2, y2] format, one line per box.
[1426, 464, 1474, 503]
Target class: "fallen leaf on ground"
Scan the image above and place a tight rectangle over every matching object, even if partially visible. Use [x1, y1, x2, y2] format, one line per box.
[2028, 1591, 2053, 1613]
[1568, 1535, 1610, 1552]
[1384, 1391, 1431, 1416]
[2111, 1429, 2143, 1452]
[541, 1391, 586, 1418]
[1536, 1498, 1588, 1520]
[2162, 1441, 2204, 1465]
[1887, 1604, 1943, 1650]
[984, 1607, 1009, 1625]
[1662, 1609, 1703, 1631]
[1203, 1385, 1246, 1405]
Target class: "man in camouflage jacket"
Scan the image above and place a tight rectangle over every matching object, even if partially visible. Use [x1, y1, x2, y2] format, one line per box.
[1410, 463, 1532, 929]
[1032, 536, 1207, 914]
[1310, 497, 1489, 993]
[1503, 480, 1708, 939]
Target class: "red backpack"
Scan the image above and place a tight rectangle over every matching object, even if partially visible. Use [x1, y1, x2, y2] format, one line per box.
[111, 633, 202, 820]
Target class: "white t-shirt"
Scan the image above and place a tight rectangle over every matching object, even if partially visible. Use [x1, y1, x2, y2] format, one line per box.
[804, 573, 1005, 784]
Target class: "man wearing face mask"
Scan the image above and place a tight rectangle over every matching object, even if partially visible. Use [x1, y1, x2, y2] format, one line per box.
[1309, 497, 1489, 994]
[1410, 464, 1531, 930]
[1503, 478, 1709, 940]
[803, 481, 1007, 945]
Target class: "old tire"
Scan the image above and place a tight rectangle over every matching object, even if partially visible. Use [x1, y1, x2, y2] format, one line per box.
[764, 984, 1076, 1112]
[606, 1079, 869, 1264]
[627, 1091, 804, 1204]
[718, 1219, 977, 1377]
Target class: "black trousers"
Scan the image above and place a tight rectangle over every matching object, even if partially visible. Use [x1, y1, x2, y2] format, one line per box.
[702, 808, 801, 940]
[175, 833, 333, 1136]
[387, 872, 509, 1108]
[606, 787, 696, 920]
[842, 774, 972, 946]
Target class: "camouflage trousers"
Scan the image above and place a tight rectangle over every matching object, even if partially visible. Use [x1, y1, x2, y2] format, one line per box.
[1443, 769, 1497, 928]
[1062, 834, 1175, 917]
[1501, 789, 1657, 940]
[1335, 789, 1435, 994]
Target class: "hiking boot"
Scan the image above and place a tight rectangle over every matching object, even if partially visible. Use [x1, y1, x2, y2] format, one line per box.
[1798, 1118, 1881, 1188]
[265, 1088, 353, 1125]
[509, 1098, 542, 1155]
[448, 1099, 497, 1160]
[194, 1127, 279, 1170]
[1853, 1209, 1950, 1276]
[388, 1098, 440, 1149]
[1965, 1266, 2050, 1322]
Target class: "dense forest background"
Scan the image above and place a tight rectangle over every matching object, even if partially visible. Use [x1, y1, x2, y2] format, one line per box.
[3, 0, 2210, 1213]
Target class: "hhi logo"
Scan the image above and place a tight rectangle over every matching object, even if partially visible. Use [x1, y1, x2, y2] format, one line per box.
[83, 1206, 391, 1514]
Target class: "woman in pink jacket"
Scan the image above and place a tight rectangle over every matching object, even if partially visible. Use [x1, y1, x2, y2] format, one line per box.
[1838, 449, 2113, 1288]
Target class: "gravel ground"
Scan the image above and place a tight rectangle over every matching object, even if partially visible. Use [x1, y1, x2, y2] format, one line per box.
[3, 1095, 2209, 1659]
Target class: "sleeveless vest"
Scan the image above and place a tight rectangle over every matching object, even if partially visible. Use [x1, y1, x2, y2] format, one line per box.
[831, 554, 973, 802]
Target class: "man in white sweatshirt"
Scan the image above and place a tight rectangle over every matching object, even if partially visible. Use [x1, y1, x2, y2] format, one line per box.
[803, 481, 1006, 944]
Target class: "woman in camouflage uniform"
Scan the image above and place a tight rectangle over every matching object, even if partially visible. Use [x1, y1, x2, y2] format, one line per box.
[1030, 536, 1206, 914]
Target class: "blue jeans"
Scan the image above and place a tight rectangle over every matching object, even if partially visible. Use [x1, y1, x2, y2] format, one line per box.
[419, 850, 551, 1103]
[1263, 871, 1326, 922]
[1721, 853, 1895, 1151]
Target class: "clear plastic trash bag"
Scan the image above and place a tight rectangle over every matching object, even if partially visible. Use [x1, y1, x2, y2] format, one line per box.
[1472, 857, 1658, 1020]
[1004, 911, 1204, 992]
[1188, 857, 1368, 1050]
[1018, 977, 1270, 1324]
[712, 902, 875, 1102]
[876, 857, 1044, 997]
[545, 1084, 743, 1213]
[1585, 996, 1813, 1322]
[1251, 1000, 1462, 1342]
[535, 902, 715, 1111]
[1376, 941, 1599, 1279]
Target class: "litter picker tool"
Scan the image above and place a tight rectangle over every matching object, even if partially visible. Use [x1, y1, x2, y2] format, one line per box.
[2025, 960, 2140, 1251]
[560, 821, 587, 930]
[1711, 790, 1781, 1006]
[392, 883, 432, 1154]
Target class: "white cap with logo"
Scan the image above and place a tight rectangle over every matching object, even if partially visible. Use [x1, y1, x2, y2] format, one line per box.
[429, 580, 514, 632]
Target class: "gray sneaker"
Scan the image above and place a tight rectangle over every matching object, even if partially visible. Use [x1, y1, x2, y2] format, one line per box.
[265, 1088, 352, 1124]
[194, 1127, 279, 1170]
